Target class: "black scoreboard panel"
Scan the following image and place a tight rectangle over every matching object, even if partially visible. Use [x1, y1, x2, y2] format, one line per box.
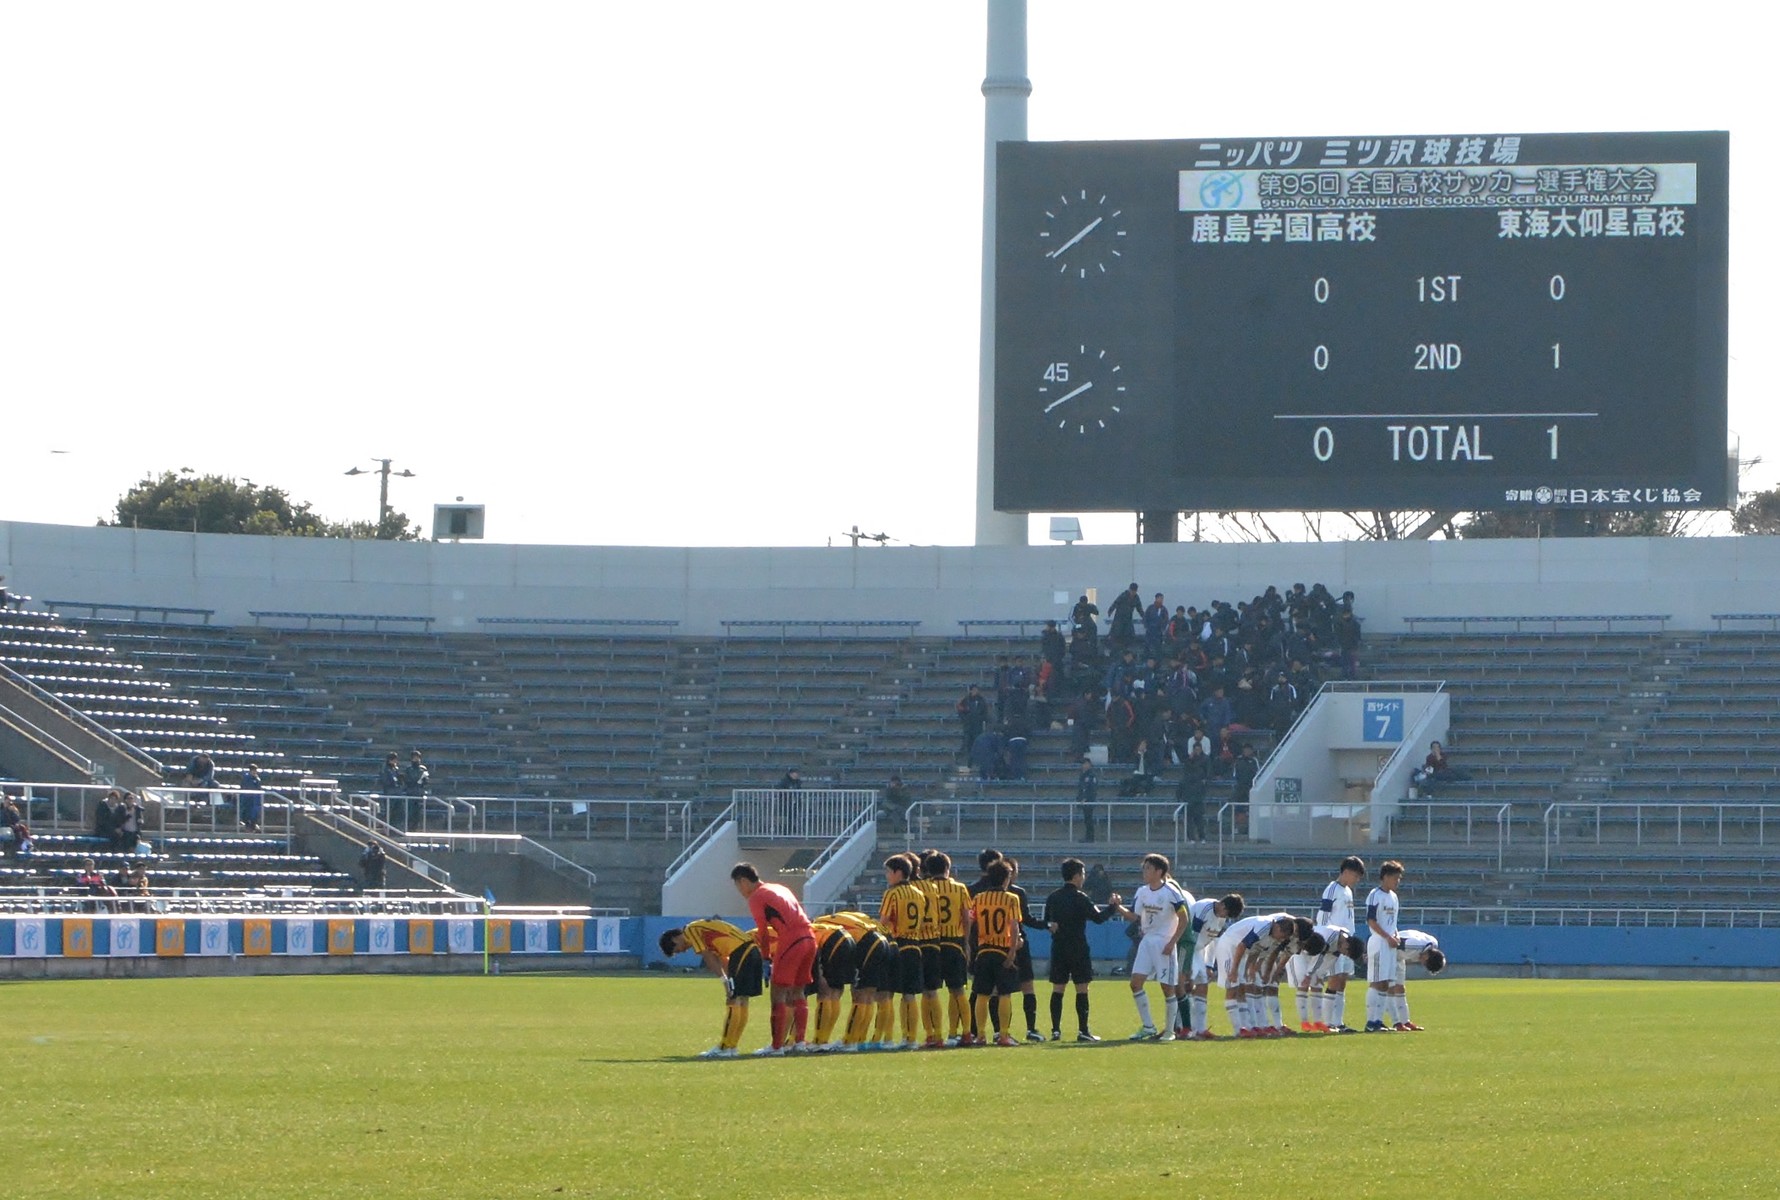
[994, 132, 1729, 512]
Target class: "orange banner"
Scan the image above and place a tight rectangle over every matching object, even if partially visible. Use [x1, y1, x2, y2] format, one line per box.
[156, 919, 186, 957]
[487, 919, 512, 955]
[560, 921, 585, 955]
[327, 919, 355, 956]
[408, 920, 435, 955]
[243, 919, 273, 956]
[63, 918, 94, 958]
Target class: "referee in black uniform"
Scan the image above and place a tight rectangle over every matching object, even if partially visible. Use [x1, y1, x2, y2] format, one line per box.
[1043, 857, 1121, 1041]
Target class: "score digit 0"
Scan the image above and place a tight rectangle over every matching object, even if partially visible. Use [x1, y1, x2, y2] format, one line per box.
[1313, 425, 1334, 462]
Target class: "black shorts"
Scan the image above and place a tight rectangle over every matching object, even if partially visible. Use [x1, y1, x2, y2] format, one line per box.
[1049, 947, 1094, 986]
[939, 941, 968, 991]
[895, 943, 925, 996]
[811, 933, 856, 992]
[855, 932, 896, 992]
[920, 942, 942, 992]
[1015, 941, 1035, 984]
[726, 943, 764, 999]
[972, 948, 1011, 995]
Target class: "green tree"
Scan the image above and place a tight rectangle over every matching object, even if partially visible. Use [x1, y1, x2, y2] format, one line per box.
[1731, 487, 1780, 535]
[103, 470, 421, 539]
[1455, 509, 1692, 539]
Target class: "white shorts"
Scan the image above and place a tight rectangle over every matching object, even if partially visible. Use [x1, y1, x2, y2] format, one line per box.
[1285, 952, 1314, 989]
[1189, 940, 1214, 985]
[1367, 934, 1401, 984]
[1213, 929, 1243, 987]
[1327, 953, 1355, 979]
[1131, 935, 1180, 986]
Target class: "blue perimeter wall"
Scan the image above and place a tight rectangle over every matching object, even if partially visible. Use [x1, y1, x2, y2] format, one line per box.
[7, 917, 1771, 970]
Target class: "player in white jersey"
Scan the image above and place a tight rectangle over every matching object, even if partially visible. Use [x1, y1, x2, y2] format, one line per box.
[1364, 860, 1405, 1032]
[1291, 925, 1366, 1033]
[1257, 918, 1325, 1037]
[1215, 912, 1297, 1037]
[1115, 853, 1189, 1041]
[1384, 929, 1445, 1031]
[1179, 893, 1244, 1039]
[1297, 855, 1365, 1031]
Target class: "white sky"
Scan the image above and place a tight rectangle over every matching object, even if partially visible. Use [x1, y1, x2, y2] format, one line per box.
[1, 2, 1770, 547]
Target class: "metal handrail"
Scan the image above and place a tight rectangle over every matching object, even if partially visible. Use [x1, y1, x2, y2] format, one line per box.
[453, 796, 694, 841]
[411, 832, 598, 891]
[1389, 801, 1513, 868]
[0, 700, 101, 777]
[1264, 678, 1446, 772]
[806, 804, 876, 877]
[665, 801, 736, 880]
[0, 659, 163, 775]
[1544, 800, 1777, 868]
[904, 797, 1179, 848]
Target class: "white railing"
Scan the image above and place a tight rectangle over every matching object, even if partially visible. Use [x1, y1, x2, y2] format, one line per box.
[0, 659, 164, 776]
[1401, 906, 1780, 929]
[407, 832, 599, 892]
[735, 788, 877, 841]
[1390, 802, 1513, 868]
[665, 801, 736, 881]
[905, 798, 1179, 848]
[2, 780, 296, 838]
[456, 796, 694, 842]
[0, 889, 485, 917]
[1543, 801, 1779, 867]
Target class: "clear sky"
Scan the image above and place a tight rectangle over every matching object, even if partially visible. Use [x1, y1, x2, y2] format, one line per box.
[1, 2, 1769, 547]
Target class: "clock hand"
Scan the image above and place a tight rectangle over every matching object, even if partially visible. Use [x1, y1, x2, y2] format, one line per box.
[1043, 381, 1094, 413]
[1046, 216, 1103, 259]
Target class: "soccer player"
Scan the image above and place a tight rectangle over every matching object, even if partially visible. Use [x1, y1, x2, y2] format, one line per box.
[1301, 855, 1365, 1032]
[1256, 918, 1324, 1036]
[967, 859, 1026, 1045]
[1119, 853, 1190, 1041]
[912, 849, 947, 1047]
[1181, 892, 1243, 1039]
[808, 918, 857, 1051]
[1043, 857, 1121, 1041]
[731, 862, 817, 1055]
[1002, 857, 1050, 1041]
[920, 851, 975, 1045]
[823, 909, 897, 1049]
[878, 853, 928, 1050]
[1364, 859, 1405, 1033]
[1293, 926, 1366, 1033]
[1387, 928, 1445, 1031]
[658, 918, 762, 1059]
[1215, 911, 1297, 1037]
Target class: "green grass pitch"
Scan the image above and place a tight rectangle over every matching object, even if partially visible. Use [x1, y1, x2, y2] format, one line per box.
[5, 973, 1771, 1198]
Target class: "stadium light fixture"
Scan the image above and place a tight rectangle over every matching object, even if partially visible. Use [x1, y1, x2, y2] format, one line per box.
[344, 458, 417, 528]
[1049, 517, 1083, 545]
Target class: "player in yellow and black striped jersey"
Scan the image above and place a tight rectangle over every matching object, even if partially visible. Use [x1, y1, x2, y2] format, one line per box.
[878, 853, 928, 1048]
[807, 921, 857, 1050]
[825, 910, 898, 1047]
[910, 850, 946, 1046]
[967, 860, 1026, 1046]
[920, 851, 975, 1044]
[659, 919, 763, 1059]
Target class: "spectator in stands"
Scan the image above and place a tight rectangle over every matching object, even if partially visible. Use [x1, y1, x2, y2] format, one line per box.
[1032, 655, 1058, 726]
[1175, 740, 1211, 843]
[1105, 692, 1138, 766]
[1003, 714, 1030, 781]
[361, 842, 388, 889]
[970, 726, 1005, 782]
[114, 792, 143, 851]
[122, 861, 151, 912]
[1, 794, 23, 851]
[1231, 743, 1259, 836]
[402, 750, 430, 800]
[1143, 593, 1169, 658]
[1075, 756, 1098, 842]
[76, 857, 117, 912]
[774, 768, 804, 828]
[376, 752, 405, 825]
[1199, 685, 1234, 745]
[1039, 620, 1066, 671]
[882, 774, 910, 834]
[94, 790, 120, 846]
[238, 762, 265, 833]
[1107, 583, 1142, 650]
[186, 751, 218, 789]
[1084, 862, 1114, 905]
[1065, 690, 1098, 759]
[1070, 594, 1100, 652]
[1119, 739, 1160, 798]
[1267, 672, 1300, 735]
[956, 685, 990, 763]
[1415, 741, 1471, 795]
[1334, 608, 1362, 679]
[992, 656, 1014, 722]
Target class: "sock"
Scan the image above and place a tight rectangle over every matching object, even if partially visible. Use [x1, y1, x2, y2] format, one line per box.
[1265, 994, 1282, 1028]
[900, 997, 920, 1042]
[792, 999, 809, 1045]
[973, 993, 991, 1038]
[845, 1003, 871, 1045]
[1076, 992, 1092, 1033]
[1050, 991, 1065, 1033]
[952, 991, 971, 1037]
[1189, 994, 1207, 1034]
[1133, 989, 1154, 1030]
[921, 994, 941, 1041]
[1366, 989, 1383, 1025]
[1164, 995, 1180, 1033]
[1393, 992, 1410, 1024]
[1296, 989, 1312, 1025]
[1225, 998, 1243, 1032]
[771, 1003, 789, 1048]
[814, 998, 839, 1044]
[997, 995, 1012, 1035]
[876, 998, 896, 1043]
[1023, 992, 1038, 1033]
[723, 1005, 749, 1050]
[1331, 990, 1346, 1028]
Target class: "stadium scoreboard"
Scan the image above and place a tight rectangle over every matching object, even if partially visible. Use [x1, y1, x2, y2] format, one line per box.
[994, 131, 1729, 513]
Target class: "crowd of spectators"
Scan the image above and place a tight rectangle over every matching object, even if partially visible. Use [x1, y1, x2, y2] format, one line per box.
[954, 582, 1362, 811]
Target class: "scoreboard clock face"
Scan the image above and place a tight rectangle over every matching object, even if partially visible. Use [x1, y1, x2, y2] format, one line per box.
[993, 131, 1730, 514]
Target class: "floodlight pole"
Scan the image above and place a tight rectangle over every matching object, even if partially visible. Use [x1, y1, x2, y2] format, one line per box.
[976, 0, 1030, 547]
